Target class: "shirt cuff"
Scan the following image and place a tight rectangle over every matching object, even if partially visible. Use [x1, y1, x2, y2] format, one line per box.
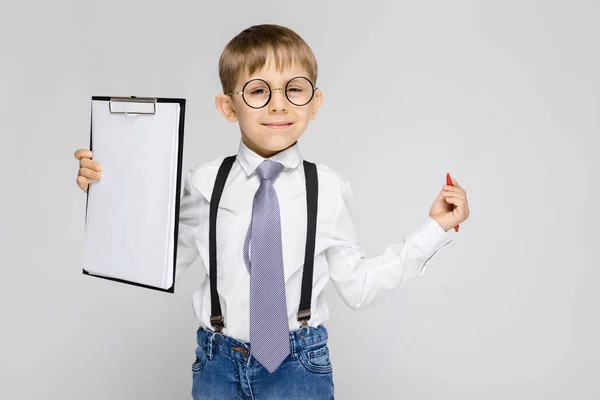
[407, 216, 454, 258]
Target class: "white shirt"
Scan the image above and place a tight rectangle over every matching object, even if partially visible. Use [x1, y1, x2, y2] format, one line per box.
[176, 139, 454, 343]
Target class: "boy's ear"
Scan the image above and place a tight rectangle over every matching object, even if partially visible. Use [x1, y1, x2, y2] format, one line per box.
[215, 94, 239, 123]
[309, 89, 323, 120]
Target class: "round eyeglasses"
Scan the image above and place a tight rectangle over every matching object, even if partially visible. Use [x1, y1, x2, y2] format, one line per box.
[226, 76, 317, 109]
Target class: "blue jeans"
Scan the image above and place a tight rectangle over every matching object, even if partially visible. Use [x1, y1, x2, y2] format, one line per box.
[191, 325, 335, 399]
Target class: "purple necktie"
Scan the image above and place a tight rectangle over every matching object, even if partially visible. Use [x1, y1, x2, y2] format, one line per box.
[243, 159, 290, 373]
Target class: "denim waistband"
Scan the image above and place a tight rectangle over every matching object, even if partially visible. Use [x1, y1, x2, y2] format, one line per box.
[196, 325, 329, 363]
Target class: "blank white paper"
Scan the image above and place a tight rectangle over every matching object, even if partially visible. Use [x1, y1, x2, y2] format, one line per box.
[83, 100, 181, 290]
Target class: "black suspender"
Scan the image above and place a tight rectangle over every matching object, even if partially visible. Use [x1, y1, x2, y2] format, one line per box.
[208, 155, 318, 334]
[298, 159, 318, 326]
[208, 155, 236, 330]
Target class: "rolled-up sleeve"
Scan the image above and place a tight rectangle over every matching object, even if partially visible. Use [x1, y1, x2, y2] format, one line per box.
[325, 181, 453, 310]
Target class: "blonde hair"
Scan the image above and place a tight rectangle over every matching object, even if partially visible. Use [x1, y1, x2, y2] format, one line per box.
[218, 24, 318, 94]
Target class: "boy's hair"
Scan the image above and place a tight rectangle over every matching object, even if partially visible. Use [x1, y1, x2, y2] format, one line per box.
[218, 24, 318, 94]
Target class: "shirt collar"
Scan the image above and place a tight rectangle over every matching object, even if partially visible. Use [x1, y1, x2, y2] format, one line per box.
[237, 138, 302, 177]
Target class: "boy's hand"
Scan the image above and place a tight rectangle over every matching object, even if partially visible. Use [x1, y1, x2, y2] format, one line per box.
[74, 149, 102, 193]
[429, 178, 470, 232]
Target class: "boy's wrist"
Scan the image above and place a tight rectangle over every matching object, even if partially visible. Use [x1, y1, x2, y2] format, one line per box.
[430, 214, 452, 232]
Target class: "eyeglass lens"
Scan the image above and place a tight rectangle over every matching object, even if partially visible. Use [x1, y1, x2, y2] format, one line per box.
[242, 77, 314, 108]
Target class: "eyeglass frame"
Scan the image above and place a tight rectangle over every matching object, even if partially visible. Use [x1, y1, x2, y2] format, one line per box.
[225, 76, 318, 109]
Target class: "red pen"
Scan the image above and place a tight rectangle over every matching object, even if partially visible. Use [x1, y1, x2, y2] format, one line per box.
[446, 173, 459, 232]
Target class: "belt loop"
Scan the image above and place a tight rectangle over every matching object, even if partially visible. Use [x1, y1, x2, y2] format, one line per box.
[207, 332, 214, 360]
[290, 333, 297, 358]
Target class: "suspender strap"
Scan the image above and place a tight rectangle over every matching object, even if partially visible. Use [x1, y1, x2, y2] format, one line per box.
[297, 160, 318, 326]
[208, 155, 236, 332]
[208, 156, 319, 332]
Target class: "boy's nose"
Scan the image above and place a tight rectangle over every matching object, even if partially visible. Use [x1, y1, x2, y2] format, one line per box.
[269, 88, 287, 111]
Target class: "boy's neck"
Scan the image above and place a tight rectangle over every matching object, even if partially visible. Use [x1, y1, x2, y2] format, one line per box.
[242, 135, 296, 158]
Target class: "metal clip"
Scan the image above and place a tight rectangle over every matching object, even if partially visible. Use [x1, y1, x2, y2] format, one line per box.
[210, 315, 225, 334]
[297, 309, 311, 322]
[297, 309, 311, 337]
[109, 96, 157, 114]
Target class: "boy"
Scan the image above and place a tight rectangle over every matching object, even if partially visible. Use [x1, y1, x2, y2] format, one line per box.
[74, 24, 469, 400]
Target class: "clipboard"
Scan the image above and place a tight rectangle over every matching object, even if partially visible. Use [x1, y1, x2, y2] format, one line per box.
[82, 96, 186, 293]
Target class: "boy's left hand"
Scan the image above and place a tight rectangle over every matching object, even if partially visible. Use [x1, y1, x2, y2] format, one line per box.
[429, 178, 470, 232]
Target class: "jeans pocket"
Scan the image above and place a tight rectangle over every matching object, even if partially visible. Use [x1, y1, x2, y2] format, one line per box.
[298, 341, 333, 374]
[191, 345, 207, 374]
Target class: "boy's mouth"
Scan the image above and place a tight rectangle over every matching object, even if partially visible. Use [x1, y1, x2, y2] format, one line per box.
[262, 122, 294, 129]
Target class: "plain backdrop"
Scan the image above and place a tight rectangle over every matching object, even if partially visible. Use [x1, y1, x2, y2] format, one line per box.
[2, 0, 599, 399]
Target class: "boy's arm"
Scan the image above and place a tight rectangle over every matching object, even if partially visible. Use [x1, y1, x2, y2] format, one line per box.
[175, 169, 207, 279]
[325, 180, 453, 311]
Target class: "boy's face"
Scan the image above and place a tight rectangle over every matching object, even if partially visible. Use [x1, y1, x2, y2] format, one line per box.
[216, 55, 322, 158]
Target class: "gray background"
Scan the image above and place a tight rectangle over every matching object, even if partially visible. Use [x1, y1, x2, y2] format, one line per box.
[1, 0, 599, 399]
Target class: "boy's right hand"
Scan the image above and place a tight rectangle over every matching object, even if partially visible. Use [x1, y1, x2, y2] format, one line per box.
[74, 149, 102, 193]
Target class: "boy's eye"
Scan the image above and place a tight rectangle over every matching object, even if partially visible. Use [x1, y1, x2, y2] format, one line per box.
[249, 88, 268, 95]
[287, 87, 303, 92]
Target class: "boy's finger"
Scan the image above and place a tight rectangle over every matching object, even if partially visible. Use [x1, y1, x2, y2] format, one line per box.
[76, 176, 90, 192]
[446, 186, 467, 197]
[443, 186, 466, 197]
[442, 189, 465, 200]
[80, 157, 101, 171]
[79, 167, 102, 180]
[74, 149, 93, 160]
[448, 180, 466, 196]
[443, 185, 461, 192]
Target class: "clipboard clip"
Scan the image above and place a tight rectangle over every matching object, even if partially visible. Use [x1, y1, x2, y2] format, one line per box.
[109, 96, 157, 115]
